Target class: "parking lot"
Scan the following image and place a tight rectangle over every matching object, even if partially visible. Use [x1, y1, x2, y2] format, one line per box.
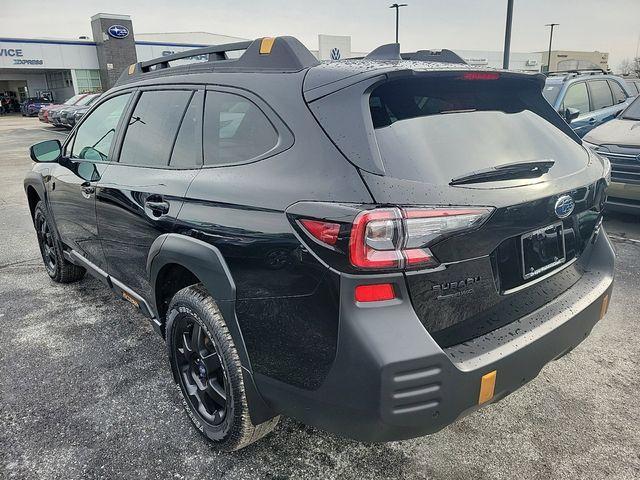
[1, 115, 640, 479]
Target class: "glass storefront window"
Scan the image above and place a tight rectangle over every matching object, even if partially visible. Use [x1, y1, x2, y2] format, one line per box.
[74, 69, 103, 93]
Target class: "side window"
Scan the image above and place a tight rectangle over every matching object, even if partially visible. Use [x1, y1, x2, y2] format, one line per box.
[562, 83, 590, 114]
[634, 82, 640, 95]
[72, 93, 131, 161]
[588, 80, 614, 110]
[119, 90, 193, 167]
[203, 91, 278, 167]
[169, 92, 202, 168]
[608, 80, 627, 104]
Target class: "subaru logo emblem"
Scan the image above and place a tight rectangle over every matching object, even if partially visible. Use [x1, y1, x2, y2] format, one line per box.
[554, 195, 575, 219]
[330, 47, 341, 60]
[107, 25, 129, 39]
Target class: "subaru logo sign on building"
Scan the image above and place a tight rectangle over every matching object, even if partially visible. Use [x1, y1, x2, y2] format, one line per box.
[554, 195, 575, 219]
[108, 25, 129, 39]
[330, 48, 341, 60]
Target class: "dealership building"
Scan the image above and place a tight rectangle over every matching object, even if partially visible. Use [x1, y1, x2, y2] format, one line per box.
[0, 12, 610, 104]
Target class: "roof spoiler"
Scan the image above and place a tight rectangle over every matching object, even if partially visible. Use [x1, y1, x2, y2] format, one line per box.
[116, 36, 319, 85]
[401, 49, 467, 64]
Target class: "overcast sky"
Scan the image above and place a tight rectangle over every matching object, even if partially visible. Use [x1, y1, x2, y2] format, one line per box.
[3, 0, 640, 70]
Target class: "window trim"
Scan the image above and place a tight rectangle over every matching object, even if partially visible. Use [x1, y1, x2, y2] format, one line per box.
[64, 90, 135, 165]
[111, 85, 205, 171]
[201, 85, 294, 169]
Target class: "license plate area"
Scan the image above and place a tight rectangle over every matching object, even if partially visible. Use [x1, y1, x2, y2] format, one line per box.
[521, 222, 566, 280]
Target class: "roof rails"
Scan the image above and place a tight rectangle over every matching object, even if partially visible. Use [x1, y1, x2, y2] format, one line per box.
[401, 49, 467, 65]
[117, 36, 319, 85]
[546, 68, 608, 81]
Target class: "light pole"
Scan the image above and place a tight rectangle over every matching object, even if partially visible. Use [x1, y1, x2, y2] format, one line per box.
[545, 23, 559, 73]
[503, 0, 514, 69]
[389, 3, 408, 44]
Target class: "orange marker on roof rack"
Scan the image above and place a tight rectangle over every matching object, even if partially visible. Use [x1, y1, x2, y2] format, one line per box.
[260, 37, 275, 54]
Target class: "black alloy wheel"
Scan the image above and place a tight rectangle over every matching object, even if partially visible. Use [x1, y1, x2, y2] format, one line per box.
[35, 210, 57, 276]
[166, 284, 280, 450]
[173, 315, 229, 426]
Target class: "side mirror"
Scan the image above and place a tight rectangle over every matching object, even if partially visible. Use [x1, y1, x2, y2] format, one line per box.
[30, 139, 62, 163]
[564, 107, 580, 124]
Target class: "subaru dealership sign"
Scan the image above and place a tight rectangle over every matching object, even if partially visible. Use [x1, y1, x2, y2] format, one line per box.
[107, 25, 130, 39]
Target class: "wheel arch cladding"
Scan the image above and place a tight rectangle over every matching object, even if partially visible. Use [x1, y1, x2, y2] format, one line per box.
[147, 233, 277, 424]
[24, 179, 45, 220]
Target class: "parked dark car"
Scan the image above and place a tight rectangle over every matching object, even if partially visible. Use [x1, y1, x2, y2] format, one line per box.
[21, 97, 52, 117]
[543, 70, 635, 137]
[59, 94, 101, 128]
[583, 95, 640, 213]
[40, 94, 88, 125]
[24, 37, 614, 451]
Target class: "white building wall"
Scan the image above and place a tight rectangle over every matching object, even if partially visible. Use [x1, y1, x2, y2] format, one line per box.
[136, 32, 247, 45]
[454, 50, 542, 72]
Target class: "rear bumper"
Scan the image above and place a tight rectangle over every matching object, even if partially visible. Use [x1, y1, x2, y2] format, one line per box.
[256, 227, 615, 442]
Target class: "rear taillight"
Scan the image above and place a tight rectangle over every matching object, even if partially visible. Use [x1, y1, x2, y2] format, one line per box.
[349, 206, 492, 270]
[299, 219, 340, 246]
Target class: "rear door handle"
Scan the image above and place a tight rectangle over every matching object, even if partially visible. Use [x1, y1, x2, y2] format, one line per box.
[145, 198, 170, 215]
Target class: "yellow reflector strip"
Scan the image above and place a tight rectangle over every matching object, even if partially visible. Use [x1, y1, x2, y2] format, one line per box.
[122, 291, 139, 308]
[128, 64, 136, 75]
[599, 294, 610, 320]
[478, 370, 497, 405]
[260, 37, 275, 54]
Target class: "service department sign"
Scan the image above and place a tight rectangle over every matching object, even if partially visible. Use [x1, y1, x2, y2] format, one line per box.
[0, 45, 44, 66]
[108, 25, 130, 39]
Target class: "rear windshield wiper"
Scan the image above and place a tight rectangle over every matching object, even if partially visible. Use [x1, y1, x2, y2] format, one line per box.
[449, 160, 555, 186]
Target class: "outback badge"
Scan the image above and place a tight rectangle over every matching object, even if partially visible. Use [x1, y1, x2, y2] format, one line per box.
[554, 195, 575, 219]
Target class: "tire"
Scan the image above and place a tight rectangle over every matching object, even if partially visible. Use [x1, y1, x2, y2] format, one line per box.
[166, 284, 279, 451]
[33, 202, 86, 283]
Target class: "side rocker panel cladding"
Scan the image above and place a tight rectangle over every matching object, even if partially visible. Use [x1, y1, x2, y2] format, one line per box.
[147, 233, 276, 424]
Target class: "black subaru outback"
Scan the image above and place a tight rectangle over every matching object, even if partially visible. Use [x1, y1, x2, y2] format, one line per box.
[24, 37, 614, 451]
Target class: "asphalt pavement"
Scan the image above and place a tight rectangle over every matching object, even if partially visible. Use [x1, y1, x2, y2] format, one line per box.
[1, 115, 639, 480]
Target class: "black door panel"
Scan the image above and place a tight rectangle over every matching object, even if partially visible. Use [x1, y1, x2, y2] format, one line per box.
[96, 167, 198, 300]
[47, 160, 110, 269]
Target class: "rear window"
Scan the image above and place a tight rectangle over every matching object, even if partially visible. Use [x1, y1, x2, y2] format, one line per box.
[608, 80, 627, 104]
[369, 78, 587, 185]
[625, 80, 640, 95]
[621, 96, 640, 120]
[203, 91, 277, 167]
[76, 94, 99, 107]
[64, 94, 85, 105]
